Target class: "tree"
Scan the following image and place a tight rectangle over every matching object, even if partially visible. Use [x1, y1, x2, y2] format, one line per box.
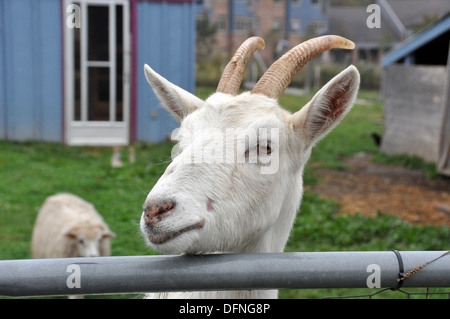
[196, 13, 218, 62]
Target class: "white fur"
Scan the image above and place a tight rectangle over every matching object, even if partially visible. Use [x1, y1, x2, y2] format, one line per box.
[141, 64, 360, 299]
[32, 193, 115, 259]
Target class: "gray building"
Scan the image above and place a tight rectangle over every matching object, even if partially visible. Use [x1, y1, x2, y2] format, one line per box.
[381, 13, 450, 176]
[327, 0, 450, 64]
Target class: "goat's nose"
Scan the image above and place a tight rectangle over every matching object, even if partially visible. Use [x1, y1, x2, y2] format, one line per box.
[144, 199, 176, 225]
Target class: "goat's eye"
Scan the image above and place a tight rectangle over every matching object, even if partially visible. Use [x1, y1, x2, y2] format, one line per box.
[78, 239, 84, 245]
[258, 143, 272, 155]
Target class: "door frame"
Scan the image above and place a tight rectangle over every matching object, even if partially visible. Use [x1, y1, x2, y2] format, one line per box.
[63, 0, 131, 146]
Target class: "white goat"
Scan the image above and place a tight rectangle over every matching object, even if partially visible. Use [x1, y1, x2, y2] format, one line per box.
[140, 36, 360, 299]
[32, 193, 115, 259]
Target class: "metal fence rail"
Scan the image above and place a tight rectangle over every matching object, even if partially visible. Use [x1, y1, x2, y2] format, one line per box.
[0, 251, 449, 297]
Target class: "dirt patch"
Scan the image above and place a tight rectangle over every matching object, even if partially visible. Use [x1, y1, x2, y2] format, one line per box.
[308, 153, 450, 226]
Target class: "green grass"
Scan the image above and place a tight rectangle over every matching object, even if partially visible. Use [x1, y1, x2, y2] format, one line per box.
[1, 89, 448, 299]
[0, 141, 174, 260]
[280, 192, 449, 299]
[372, 153, 440, 179]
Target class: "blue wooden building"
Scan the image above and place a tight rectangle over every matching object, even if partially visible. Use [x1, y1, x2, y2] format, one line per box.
[0, 0, 195, 145]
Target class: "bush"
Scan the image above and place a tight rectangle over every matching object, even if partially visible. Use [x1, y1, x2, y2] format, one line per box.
[196, 53, 225, 88]
[355, 62, 381, 91]
[290, 62, 381, 91]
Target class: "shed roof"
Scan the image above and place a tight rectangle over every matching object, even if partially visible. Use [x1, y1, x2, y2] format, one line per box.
[382, 13, 450, 67]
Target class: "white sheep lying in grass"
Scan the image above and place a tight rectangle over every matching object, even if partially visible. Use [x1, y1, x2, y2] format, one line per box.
[32, 193, 115, 259]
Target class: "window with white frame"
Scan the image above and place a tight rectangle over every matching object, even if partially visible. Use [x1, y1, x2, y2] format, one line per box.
[309, 19, 327, 35]
[290, 18, 301, 33]
[235, 16, 250, 33]
[272, 18, 283, 32]
[217, 16, 227, 32]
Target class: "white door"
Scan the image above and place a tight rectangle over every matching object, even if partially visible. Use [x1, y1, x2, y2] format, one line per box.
[64, 0, 130, 146]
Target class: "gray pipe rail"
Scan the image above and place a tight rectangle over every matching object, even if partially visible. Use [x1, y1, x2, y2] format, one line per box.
[0, 251, 448, 297]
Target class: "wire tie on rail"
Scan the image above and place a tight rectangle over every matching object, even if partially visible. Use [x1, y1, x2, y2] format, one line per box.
[392, 249, 405, 290]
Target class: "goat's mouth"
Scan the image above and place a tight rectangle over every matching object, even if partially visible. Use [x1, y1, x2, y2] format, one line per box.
[146, 220, 205, 245]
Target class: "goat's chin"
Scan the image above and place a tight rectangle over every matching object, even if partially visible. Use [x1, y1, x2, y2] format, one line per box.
[146, 238, 201, 255]
[139, 209, 207, 254]
[143, 227, 204, 255]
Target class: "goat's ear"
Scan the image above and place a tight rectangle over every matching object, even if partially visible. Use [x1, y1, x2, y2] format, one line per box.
[290, 65, 360, 146]
[144, 64, 204, 122]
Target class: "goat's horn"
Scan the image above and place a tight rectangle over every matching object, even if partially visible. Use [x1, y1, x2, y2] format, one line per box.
[217, 37, 265, 95]
[251, 35, 355, 99]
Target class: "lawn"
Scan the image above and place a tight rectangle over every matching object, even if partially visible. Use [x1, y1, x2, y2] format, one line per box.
[0, 89, 448, 299]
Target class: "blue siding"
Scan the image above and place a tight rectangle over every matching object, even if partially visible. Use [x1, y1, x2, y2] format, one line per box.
[230, 0, 254, 32]
[0, 0, 62, 142]
[137, 1, 196, 143]
[0, 0, 195, 144]
[287, 0, 328, 35]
